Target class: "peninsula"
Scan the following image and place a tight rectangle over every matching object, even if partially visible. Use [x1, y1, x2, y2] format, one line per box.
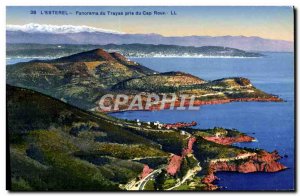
[7, 48, 286, 191]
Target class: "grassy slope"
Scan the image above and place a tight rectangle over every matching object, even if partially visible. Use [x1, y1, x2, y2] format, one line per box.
[7, 85, 262, 191]
[6, 49, 155, 109]
[7, 85, 169, 191]
[113, 75, 278, 101]
[7, 49, 279, 112]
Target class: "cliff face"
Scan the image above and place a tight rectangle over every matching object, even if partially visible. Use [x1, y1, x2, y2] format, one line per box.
[98, 96, 283, 113]
[149, 97, 282, 111]
[166, 155, 183, 176]
[202, 172, 219, 191]
[202, 150, 287, 190]
[210, 150, 286, 173]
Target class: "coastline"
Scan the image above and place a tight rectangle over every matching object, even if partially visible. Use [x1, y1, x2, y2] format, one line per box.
[106, 96, 287, 191]
[100, 96, 284, 114]
[202, 150, 287, 190]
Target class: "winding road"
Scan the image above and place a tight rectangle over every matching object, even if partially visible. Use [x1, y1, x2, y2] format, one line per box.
[138, 168, 162, 190]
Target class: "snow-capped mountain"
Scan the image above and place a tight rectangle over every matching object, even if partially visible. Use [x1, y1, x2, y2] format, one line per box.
[6, 23, 294, 52]
[6, 23, 124, 34]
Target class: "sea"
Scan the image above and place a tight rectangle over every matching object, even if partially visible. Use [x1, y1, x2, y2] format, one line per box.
[7, 53, 295, 191]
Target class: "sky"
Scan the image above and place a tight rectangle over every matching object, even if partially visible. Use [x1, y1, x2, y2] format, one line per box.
[6, 6, 294, 41]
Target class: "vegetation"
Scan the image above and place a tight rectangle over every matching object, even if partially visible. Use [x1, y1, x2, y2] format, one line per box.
[7, 85, 168, 191]
[6, 49, 154, 109]
[185, 127, 247, 138]
[144, 179, 155, 190]
[6, 48, 282, 191]
[193, 137, 246, 162]
[7, 48, 279, 111]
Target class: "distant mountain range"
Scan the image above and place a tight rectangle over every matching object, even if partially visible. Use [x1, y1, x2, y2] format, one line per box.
[7, 24, 293, 52]
[7, 43, 263, 58]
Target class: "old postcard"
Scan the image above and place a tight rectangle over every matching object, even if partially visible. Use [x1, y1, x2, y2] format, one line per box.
[6, 6, 295, 191]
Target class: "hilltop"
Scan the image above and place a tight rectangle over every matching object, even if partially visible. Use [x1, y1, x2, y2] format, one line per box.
[7, 49, 154, 109]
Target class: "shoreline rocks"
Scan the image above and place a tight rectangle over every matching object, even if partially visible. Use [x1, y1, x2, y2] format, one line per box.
[202, 150, 287, 190]
[102, 96, 283, 113]
[203, 135, 255, 145]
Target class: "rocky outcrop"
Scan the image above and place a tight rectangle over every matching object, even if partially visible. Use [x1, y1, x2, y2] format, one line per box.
[145, 97, 282, 112]
[182, 137, 197, 156]
[201, 171, 219, 191]
[203, 135, 255, 145]
[166, 137, 197, 176]
[202, 150, 287, 190]
[178, 97, 282, 108]
[163, 121, 197, 129]
[139, 165, 154, 179]
[166, 155, 182, 176]
[210, 150, 286, 173]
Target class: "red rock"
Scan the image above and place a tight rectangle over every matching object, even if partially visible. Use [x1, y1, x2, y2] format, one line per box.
[203, 135, 254, 145]
[139, 165, 154, 179]
[204, 184, 219, 191]
[187, 137, 196, 152]
[166, 155, 182, 176]
[182, 137, 197, 156]
[202, 172, 219, 184]
[264, 161, 287, 172]
[100, 96, 282, 113]
[237, 161, 258, 173]
[202, 171, 220, 191]
[163, 121, 197, 129]
[202, 150, 287, 190]
[210, 162, 237, 172]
